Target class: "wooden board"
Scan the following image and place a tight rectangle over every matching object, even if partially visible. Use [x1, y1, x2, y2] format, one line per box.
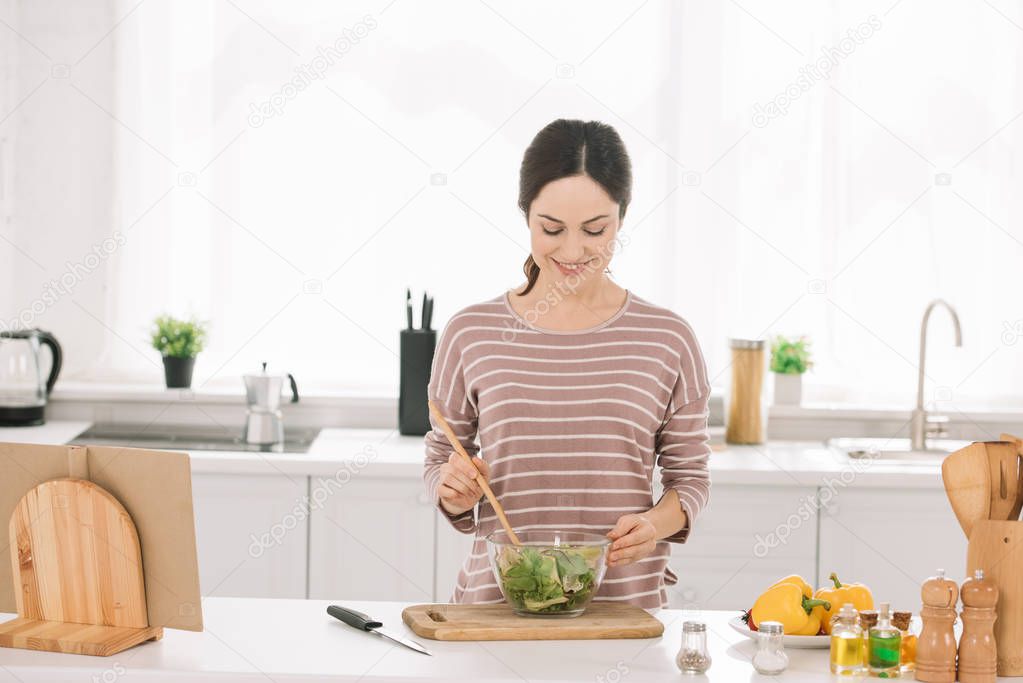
[401, 602, 664, 641]
[0, 617, 162, 657]
[0, 477, 158, 657]
[966, 520, 1023, 676]
[10, 478, 148, 628]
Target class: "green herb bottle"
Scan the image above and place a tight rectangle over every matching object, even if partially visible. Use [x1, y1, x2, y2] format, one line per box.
[869, 602, 902, 678]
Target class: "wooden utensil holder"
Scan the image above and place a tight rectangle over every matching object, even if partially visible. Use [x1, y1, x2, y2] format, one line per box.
[0, 477, 162, 656]
[967, 519, 1023, 676]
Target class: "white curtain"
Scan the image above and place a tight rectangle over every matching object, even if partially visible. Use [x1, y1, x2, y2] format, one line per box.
[89, 0, 1023, 408]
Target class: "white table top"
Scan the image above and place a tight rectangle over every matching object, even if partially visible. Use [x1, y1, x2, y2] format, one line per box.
[4, 597, 1006, 683]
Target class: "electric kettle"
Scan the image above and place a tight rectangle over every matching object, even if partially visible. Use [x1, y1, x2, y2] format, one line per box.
[0, 329, 63, 426]
[243, 362, 299, 445]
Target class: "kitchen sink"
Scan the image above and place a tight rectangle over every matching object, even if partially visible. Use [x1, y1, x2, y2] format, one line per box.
[70, 423, 321, 454]
[827, 437, 970, 465]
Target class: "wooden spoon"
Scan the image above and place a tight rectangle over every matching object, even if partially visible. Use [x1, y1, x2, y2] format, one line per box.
[999, 433, 1023, 519]
[427, 400, 521, 545]
[941, 442, 992, 538]
[985, 440, 1021, 521]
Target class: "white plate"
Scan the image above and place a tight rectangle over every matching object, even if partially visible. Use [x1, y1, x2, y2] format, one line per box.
[728, 616, 830, 649]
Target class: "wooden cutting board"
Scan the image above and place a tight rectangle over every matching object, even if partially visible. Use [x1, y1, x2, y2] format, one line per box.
[0, 478, 162, 656]
[401, 602, 664, 641]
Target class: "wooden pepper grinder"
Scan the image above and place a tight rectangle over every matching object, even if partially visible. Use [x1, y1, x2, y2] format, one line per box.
[958, 569, 998, 683]
[916, 568, 959, 682]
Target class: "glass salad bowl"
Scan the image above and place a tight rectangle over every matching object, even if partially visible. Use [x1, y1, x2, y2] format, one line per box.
[486, 529, 610, 617]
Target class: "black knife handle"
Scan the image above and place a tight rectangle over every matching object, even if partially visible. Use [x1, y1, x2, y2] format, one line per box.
[327, 605, 382, 631]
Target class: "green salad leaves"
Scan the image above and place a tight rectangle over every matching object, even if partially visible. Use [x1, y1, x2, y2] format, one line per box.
[495, 545, 602, 613]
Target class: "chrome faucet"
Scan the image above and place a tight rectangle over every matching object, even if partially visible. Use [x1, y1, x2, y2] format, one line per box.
[910, 299, 962, 451]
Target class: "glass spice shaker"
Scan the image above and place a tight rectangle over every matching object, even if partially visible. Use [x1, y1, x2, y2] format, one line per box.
[676, 621, 712, 674]
[752, 621, 789, 675]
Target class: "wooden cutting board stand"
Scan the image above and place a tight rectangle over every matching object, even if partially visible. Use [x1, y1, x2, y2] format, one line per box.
[402, 602, 664, 641]
[0, 476, 162, 656]
[967, 519, 1023, 676]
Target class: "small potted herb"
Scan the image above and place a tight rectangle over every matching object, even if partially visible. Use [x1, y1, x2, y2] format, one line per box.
[770, 335, 812, 405]
[150, 315, 208, 389]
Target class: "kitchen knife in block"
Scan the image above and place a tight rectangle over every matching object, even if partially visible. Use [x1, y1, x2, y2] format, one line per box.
[941, 442, 992, 538]
[999, 433, 1023, 519]
[0, 478, 163, 656]
[966, 520, 1023, 676]
[986, 440, 1021, 521]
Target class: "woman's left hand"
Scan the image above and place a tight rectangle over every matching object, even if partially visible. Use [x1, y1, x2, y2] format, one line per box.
[605, 514, 657, 567]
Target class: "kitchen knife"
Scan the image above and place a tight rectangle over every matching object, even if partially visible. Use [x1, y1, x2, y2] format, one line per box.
[327, 605, 432, 655]
[406, 288, 413, 330]
[423, 295, 433, 331]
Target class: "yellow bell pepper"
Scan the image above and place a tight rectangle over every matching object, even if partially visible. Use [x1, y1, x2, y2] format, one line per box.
[769, 574, 813, 599]
[751, 581, 831, 635]
[794, 601, 827, 635]
[815, 572, 874, 634]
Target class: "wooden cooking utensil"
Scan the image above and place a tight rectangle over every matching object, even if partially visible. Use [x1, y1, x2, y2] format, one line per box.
[427, 400, 521, 545]
[941, 442, 992, 538]
[986, 440, 1021, 521]
[999, 433, 1023, 519]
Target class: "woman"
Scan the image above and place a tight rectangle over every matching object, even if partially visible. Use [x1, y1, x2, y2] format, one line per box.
[423, 119, 711, 609]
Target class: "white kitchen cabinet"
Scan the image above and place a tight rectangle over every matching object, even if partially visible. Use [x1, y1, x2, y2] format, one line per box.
[191, 472, 309, 599]
[667, 484, 819, 610]
[435, 510, 477, 601]
[817, 487, 967, 610]
[308, 477, 435, 602]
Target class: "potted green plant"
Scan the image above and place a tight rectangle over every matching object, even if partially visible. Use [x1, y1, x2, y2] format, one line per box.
[770, 335, 812, 405]
[150, 315, 208, 389]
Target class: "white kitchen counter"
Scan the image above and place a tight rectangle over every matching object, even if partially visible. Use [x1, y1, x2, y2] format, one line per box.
[190, 428, 949, 489]
[0, 420, 92, 446]
[6, 597, 990, 683]
[0, 420, 948, 488]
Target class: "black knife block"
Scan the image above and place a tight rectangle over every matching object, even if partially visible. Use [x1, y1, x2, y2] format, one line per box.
[398, 329, 436, 436]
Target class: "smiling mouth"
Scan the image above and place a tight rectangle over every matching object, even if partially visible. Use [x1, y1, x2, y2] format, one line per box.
[552, 258, 596, 273]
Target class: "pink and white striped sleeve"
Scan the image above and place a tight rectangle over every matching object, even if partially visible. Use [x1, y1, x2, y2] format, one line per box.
[423, 317, 480, 534]
[655, 325, 711, 543]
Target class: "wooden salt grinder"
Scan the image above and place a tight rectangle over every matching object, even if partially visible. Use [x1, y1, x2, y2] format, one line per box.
[916, 569, 959, 683]
[958, 569, 998, 683]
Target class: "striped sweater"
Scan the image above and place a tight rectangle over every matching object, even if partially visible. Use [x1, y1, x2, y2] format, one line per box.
[422, 288, 711, 609]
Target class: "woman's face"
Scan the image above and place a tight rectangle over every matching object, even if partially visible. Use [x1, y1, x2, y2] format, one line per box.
[527, 175, 621, 286]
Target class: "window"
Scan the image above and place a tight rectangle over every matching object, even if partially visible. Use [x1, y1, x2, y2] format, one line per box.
[10, 0, 1022, 409]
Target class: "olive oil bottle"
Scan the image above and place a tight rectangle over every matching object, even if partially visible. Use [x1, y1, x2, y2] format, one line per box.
[869, 602, 902, 677]
[829, 603, 866, 676]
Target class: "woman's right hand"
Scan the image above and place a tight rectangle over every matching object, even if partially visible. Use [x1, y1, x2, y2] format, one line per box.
[438, 451, 490, 516]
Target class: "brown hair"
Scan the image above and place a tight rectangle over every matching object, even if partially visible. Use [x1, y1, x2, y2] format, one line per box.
[516, 119, 633, 296]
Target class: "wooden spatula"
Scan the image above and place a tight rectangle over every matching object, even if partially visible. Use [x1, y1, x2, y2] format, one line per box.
[942, 442, 992, 538]
[427, 400, 521, 545]
[985, 440, 1021, 521]
[999, 433, 1023, 519]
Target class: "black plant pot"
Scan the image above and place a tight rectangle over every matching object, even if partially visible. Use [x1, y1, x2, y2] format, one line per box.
[162, 355, 196, 389]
